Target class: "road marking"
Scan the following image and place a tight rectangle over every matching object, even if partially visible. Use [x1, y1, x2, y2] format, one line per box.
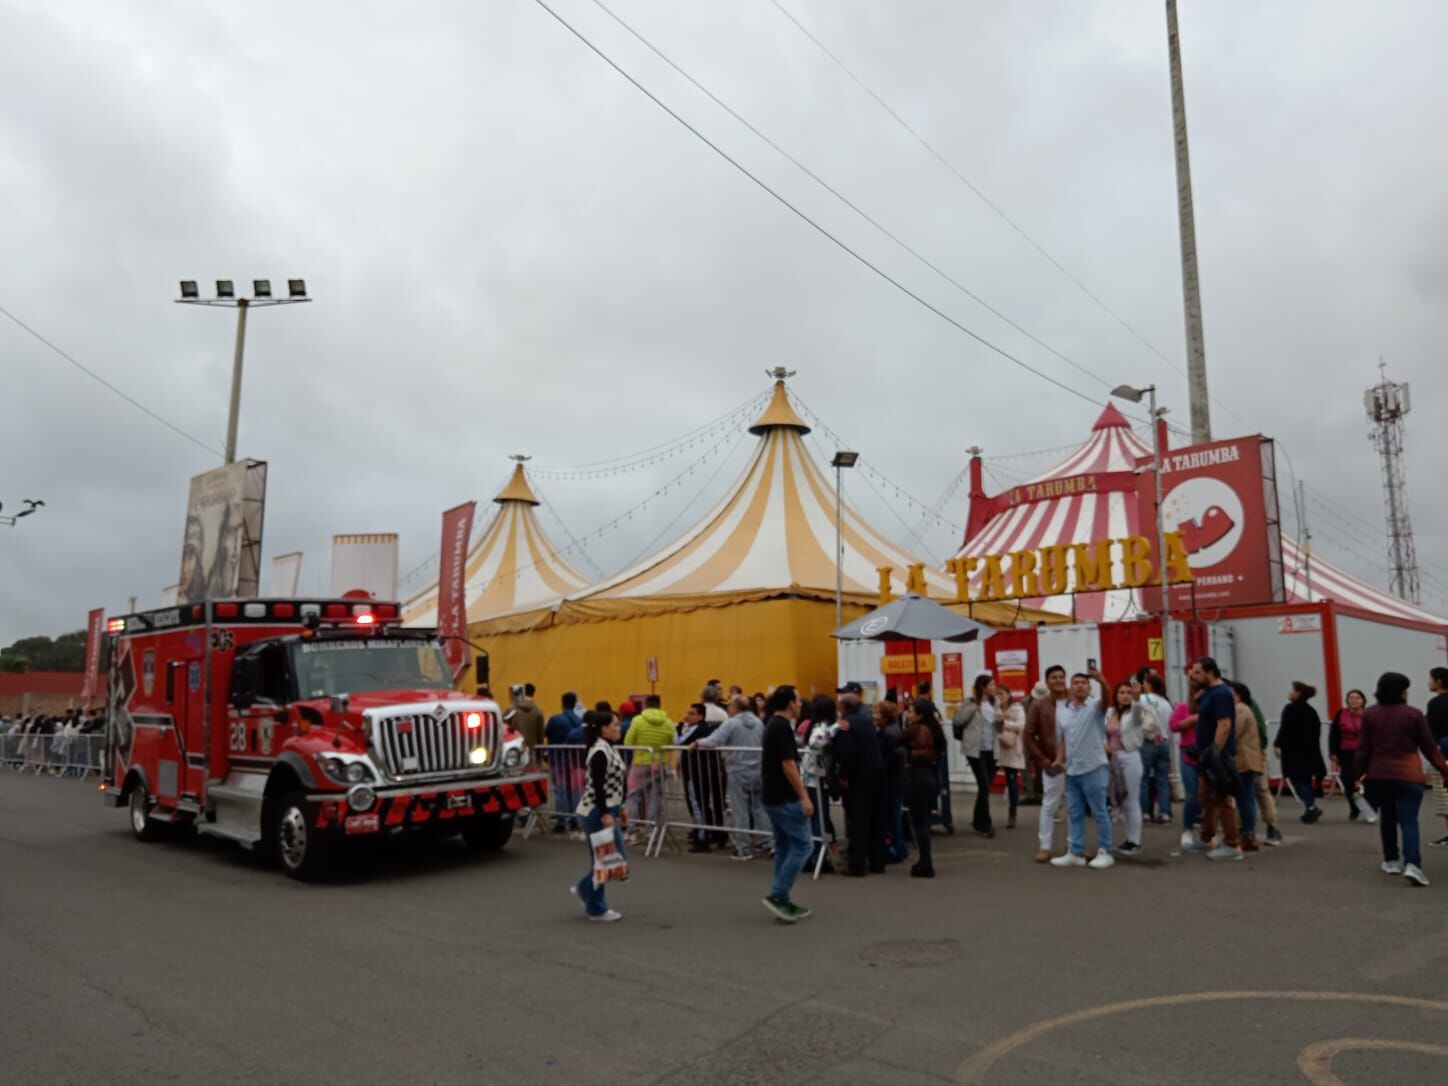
[1298, 1037, 1448, 1085]
[957, 990, 1448, 1084]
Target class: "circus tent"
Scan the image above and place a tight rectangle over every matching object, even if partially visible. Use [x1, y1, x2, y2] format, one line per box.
[471, 379, 1047, 710]
[956, 404, 1448, 628]
[401, 460, 588, 627]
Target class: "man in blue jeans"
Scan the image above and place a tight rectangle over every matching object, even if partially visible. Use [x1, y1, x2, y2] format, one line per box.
[1138, 673, 1174, 825]
[1050, 666, 1115, 870]
[760, 685, 814, 922]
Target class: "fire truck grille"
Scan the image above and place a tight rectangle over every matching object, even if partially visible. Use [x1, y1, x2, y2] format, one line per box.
[372, 711, 498, 777]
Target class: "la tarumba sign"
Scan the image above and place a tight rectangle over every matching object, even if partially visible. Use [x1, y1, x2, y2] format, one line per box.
[940, 531, 1195, 605]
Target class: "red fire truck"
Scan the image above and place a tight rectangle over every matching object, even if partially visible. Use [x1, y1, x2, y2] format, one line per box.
[100, 597, 546, 879]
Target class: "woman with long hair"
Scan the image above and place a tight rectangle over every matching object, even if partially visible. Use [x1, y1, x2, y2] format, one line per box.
[1357, 672, 1448, 886]
[1170, 684, 1204, 849]
[1106, 679, 1148, 854]
[995, 687, 1026, 829]
[1329, 689, 1376, 823]
[1276, 681, 1327, 823]
[953, 672, 998, 838]
[904, 698, 947, 878]
[875, 700, 910, 863]
[570, 710, 628, 922]
[1232, 682, 1265, 853]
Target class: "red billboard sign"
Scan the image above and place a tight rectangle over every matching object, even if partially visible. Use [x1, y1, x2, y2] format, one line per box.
[1137, 435, 1283, 610]
[437, 501, 476, 682]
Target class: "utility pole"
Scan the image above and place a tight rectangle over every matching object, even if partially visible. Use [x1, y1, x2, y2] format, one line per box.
[1365, 362, 1420, 603]
[1165, 0, 1212, 442]
[1295, 480, 1313, 603]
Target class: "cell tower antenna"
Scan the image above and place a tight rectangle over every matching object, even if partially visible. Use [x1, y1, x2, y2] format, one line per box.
[1364, 360, 1420, 603]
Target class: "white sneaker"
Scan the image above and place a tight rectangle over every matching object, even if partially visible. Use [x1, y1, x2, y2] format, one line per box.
[1404, 864, 1430, 887]
[1050, 852, 1087, 867]
[1180, 830, 1198, 849]
[1381, 860, 1404, 876]
[588, 909, 623, 922]
[1088, 851, 1115, 870]
[1363, 811, 1379, 825]
[1206, 845, 1243, 861]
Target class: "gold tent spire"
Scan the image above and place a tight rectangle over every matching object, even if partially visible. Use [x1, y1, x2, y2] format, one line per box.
[749, 368, 811, 436]
[493, 454, 541, 506]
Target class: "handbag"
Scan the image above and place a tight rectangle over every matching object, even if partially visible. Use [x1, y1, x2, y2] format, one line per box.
[1198, 743, 1242, 798]
[590, 828, 630, 884]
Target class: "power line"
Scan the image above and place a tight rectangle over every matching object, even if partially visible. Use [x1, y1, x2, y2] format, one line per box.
[589, 0, 1124, 397]
[1, 301, 224, 457]
[529, 0, 1113, 411]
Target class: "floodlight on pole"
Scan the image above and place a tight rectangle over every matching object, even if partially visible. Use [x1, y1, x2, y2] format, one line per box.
[1110, 384, 1145, 404]
[831, 451, 859, 627]
[177, 277, 312, 463]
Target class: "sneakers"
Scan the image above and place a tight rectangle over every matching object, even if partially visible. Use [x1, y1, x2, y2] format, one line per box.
[1404, 864, 1430, 887]
[1033, 848, 1052, 864]
[763, 895, 796, 923]
[1180, 830, 1198, 849]
[1241, 835, 1259, 852]
[1431, 835, 1448, 848]
[1206, 845, 1244, 861]
[730, 851, 753, 862]
[1363, 810, 1379, 825]
[1088, 851, 1115, 870]
[1302, 807, 1323, 824]
[1382, 860, 1404, 876]
[588, 909, 623, 923]
[1265, 826, 1283, 846]
[1050, 852, 1087, 867]
[1118, 841, 1142, 855]
[788, 902, 813, 920]
[1182, 836, 1211, 854]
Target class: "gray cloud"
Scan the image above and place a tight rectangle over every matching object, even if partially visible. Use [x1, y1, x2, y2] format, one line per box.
[5, 0, 1446, 643]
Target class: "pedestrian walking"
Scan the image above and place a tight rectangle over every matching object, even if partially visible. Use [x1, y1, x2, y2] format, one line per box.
[692, 694, 768, 860]
[1026, 666, 1068, 863]
[570, 710, 628, 923]
[1170, 687, 1204, 849]
[1188, 657, 1243, 861]
[1329, 690, 1377, 823]
[760, 686, 814, 923]
[1232, 682, 1265, 852]
[1276, 682, 1326, 823]
[1427, 668, 1448, 848]
[1105, 680, 1148, 855]
[876, 700, 910, 863]
[904, 698, 947, 878]
[995, 688, 1025, 830]
[953, 673, 998, 838]
[1357, 671, 1448, 886]
[1050, 666, 1115, 870]
[1245, 692, 1284, 846]
[1138, 673, 1174, 825]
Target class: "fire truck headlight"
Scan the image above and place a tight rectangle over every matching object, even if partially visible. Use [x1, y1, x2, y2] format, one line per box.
[503, 747, 524, 770]
[347, 784, 376, 813]
[468, 746, 489, 766]
[345, 762, 370, 784]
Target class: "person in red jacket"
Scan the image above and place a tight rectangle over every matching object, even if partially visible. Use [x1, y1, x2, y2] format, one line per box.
[1357, 671, 1448, 887]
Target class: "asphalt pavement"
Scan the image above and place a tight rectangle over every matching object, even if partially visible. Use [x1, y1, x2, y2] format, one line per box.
[4, 771, 1448, 1085]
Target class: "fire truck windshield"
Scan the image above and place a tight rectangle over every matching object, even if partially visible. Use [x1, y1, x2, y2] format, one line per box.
[290, 638, 452, 698]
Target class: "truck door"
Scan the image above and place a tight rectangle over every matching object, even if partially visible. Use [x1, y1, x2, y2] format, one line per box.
[169, 654, 207, 801]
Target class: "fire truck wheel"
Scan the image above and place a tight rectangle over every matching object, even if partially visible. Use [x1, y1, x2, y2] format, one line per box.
[129, 784, 164, 843]
[461, 813, 514, 852]
[273, 790, 335, 880]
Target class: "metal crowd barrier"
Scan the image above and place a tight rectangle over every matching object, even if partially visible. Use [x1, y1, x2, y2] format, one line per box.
[524, 743, 833, 879]
[0, 731, 105, 777]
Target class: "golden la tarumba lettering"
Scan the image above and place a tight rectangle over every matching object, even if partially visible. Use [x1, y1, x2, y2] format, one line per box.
[877, 566, 895, 606]
[953, 532, 1195, 604]
[906, 563, 928, 595]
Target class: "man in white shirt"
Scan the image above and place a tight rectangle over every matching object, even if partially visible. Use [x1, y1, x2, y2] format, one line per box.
[1138, 672, 1175, 825]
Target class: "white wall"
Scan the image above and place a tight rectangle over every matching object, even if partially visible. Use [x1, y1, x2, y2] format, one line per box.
[1035, 624, 1101, 676]
[1336, 616, 1448, 702]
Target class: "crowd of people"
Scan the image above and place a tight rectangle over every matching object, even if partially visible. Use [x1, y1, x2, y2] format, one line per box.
[0, 708, 106, 776]
[510, 656, 1448, 924]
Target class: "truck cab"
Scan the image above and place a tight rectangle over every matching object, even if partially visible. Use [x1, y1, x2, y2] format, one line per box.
[102, 598, 546, 879]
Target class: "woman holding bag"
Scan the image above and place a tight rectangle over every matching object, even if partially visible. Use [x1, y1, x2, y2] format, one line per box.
[995, 688, 1026, 829]
[571, 710, 629, 923]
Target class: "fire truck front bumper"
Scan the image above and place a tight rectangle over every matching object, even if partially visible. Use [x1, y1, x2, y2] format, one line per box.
[306, 773, 548, 836]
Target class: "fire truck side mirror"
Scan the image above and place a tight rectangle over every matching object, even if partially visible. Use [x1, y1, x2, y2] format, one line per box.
[475, 653, 490, 688]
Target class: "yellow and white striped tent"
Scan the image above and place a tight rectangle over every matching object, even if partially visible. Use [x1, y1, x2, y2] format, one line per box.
[472, 380, 1042, 710]
[402, 462, 588, 626]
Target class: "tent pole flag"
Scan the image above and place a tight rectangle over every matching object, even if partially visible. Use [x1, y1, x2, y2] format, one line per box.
[437, 501, 477, 682]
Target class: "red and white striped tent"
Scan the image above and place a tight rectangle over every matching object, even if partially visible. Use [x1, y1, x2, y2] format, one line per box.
[956, 404, 1447, 626]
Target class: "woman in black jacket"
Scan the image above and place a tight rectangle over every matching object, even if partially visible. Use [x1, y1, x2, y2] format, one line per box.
[1275, 681, 1327, 823]
[903, 698, 947, 879]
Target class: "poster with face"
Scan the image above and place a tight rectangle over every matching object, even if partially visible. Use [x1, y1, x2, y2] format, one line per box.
[177, 461, 267, 604]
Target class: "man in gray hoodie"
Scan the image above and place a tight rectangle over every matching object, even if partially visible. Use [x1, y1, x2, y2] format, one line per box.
[693, 694, 767, 860]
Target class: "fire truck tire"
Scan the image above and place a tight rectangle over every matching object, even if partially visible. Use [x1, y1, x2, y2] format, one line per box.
[129, 783, 165, 843]
[461, 813, 514, 852]
[273, 790, 335, 880]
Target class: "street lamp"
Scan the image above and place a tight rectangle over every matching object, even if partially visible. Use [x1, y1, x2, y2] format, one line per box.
[0, 498, 44, 527]
[177, 278, 311, 463]
[831, 451, 859, 626]
[1111, 384, 1174, 694]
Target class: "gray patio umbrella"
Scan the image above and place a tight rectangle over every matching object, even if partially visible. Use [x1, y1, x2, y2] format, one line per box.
[830, 593, 992, 644]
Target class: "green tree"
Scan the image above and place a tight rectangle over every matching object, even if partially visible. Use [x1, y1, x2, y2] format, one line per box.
[0, 631, 87, 672]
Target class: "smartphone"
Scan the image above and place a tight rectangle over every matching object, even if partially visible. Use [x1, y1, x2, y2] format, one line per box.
[1087, 657, 1098, 672]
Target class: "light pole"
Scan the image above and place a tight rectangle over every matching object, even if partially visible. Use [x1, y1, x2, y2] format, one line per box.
[177, 278, 310, 463]
[1111, 385, 1172, 691]
[831, 451, 859, 627]
[0, 498, 44, 527]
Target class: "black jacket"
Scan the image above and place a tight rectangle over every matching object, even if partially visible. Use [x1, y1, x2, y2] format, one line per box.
[833, 708, 883, 785]
[1276, 700, 1326, 779]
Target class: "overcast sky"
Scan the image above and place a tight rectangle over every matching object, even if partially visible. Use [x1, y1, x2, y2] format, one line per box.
[5, 0, 1447, 645]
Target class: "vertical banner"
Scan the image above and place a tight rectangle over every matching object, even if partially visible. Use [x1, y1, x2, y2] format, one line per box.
[269, 552, 303, 597]
[437, 502, 476, 681]
[80, 607, 105, 707]
[177, 460, 267, 603]
[941, 652, 964, 704]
